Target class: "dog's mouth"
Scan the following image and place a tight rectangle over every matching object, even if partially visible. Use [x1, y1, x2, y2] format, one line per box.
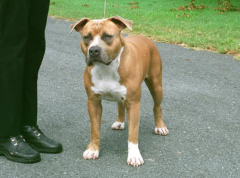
[87, 58, 112, 66]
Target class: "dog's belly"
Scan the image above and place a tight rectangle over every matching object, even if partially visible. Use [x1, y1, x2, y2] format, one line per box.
[91, 81, 126, 102]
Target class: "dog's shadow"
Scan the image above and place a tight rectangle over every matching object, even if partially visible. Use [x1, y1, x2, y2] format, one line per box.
[99, 114, 158, 158]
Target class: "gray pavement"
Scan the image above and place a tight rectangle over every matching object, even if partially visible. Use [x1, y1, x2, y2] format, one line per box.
[0, 17, 240, 178]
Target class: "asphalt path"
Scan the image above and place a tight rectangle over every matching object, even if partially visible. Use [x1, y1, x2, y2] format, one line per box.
[1, 17, 239, 178]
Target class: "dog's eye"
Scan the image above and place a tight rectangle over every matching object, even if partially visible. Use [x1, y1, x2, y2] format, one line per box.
[83, 35, 92, 42]
[102, 35, 113, 41]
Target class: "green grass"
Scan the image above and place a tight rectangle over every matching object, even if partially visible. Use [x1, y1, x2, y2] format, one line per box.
[49, 0, 240, 58]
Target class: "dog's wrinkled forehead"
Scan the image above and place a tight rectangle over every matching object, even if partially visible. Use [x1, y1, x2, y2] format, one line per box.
[82, 19, 119, 36]
[91, 19, 107, 28]
[70, 16, 132, 34]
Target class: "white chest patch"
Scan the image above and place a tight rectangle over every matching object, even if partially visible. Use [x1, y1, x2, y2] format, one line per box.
[90, 47, 126, 102]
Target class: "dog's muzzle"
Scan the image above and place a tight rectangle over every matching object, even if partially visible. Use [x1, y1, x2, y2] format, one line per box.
[87, 46, 111, 66]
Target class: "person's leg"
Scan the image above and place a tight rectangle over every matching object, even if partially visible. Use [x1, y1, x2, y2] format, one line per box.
[20, 0, 62, 154]
[0, 0, 41, 163]
[21, 0, 50, 126]
[0, 0, 29, 137]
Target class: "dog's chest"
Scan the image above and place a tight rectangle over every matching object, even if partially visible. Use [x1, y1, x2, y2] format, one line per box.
[90, 50, 126, 102]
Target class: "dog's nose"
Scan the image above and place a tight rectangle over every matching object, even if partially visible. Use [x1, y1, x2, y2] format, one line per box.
[89, 46, 101, 57]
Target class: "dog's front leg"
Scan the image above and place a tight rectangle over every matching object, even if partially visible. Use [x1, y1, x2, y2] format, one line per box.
[126, 102, 144, 167]
[83, 99, 102, 160]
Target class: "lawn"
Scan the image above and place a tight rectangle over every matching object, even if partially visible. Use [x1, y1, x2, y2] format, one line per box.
[49, 0, 240, 58]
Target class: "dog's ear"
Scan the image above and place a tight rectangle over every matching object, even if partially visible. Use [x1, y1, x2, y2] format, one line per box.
[108, 16, 132, 31]
[70, 18, 90, 33]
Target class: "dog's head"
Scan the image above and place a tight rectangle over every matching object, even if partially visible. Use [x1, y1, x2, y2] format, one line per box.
[71, 16, 132, 66]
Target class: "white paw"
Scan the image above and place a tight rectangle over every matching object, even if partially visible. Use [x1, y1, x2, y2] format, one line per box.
[155, 127, 169, 135]
[83, 149, 99, 160]
[127, 142, 144, 167]
[111, 121, 125, 130]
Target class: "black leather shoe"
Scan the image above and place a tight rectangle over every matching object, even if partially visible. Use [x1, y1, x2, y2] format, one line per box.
[21, 125, 63, 154]
[0, 135, 41, 163]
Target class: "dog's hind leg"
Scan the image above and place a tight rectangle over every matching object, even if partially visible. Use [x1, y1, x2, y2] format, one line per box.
[111, 102, 125, 130]
[144, 77, 169, 135]
[144, 49, 169, 136]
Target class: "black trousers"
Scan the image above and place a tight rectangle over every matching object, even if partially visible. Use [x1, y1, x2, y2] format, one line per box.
[0, 0, 50, 137]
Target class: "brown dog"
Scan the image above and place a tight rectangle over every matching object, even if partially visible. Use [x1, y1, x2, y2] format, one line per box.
[71, 16, 169, 167]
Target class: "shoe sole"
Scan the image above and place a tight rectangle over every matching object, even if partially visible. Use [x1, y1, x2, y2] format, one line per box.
[0, 148, 41, 164]
[30, 144, 63, 154]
